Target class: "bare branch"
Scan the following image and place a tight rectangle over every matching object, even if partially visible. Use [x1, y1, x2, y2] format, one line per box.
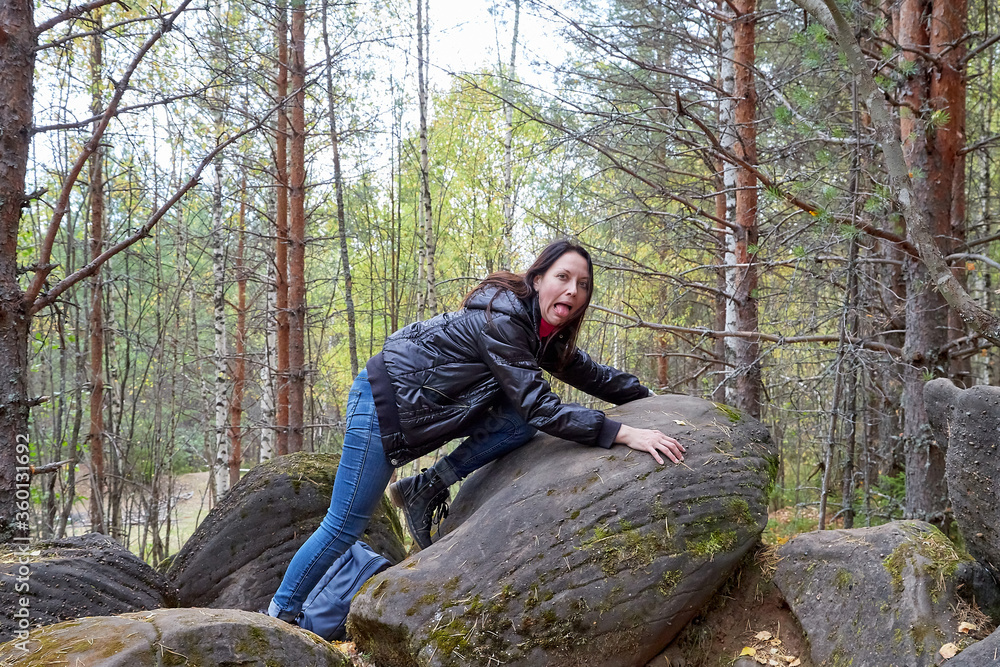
[32, 88, 210, 134]
[674, 90, 918, 256]
[29, 110, 275, 316]
[24, 0, 195, 306]
[591, 304, 903, 356]
[962, 31, 1000, 66]
[34, 0, 127, 34]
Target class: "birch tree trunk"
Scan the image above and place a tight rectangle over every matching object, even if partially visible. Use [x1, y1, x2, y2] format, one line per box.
[720, 0, 761, 418]
[211, 160, 230, 499]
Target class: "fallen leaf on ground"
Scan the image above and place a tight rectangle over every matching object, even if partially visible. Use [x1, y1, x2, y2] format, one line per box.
[755, 630, 773, 641]
[939, 643, 959, 659]
[958, 622, 977, 634]
[740, 646, 757, 657]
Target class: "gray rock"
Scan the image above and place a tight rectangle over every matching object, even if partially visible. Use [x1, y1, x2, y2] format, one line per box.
[923, 380, 1000, 578]
[166, 451, 406, 611]
[349, 394, 777, 667]
[945, 625, 1000, 665]
[923, 378, 960, 458]
[0, 533, 175, 643]
[0, 608, 350, 666]
[774, 520, 971, 667]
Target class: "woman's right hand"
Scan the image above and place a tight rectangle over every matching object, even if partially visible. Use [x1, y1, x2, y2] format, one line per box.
[614, 424, 685, 465]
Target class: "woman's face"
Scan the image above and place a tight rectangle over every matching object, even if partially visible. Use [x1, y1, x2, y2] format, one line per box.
[533, 251, 591, 328]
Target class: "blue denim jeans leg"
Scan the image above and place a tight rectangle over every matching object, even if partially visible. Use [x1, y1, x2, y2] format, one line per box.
[268, 368, 394, 621]
[441, 396, 538, 480]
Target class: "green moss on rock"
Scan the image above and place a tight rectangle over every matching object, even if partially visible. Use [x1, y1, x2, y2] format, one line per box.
[713, 402, 742, 423]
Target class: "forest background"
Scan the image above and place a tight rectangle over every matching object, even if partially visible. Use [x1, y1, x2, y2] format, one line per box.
[2, 0, 998, 564]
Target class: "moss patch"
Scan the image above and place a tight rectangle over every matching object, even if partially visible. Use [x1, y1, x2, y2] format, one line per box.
[713, 402, 742, 423]
[725, 497, 754, 525]
[882, 522, 971, 595]
[579, 519, 672, 576]
[659, 569, 683, 595]
[686, 530, 738, 559]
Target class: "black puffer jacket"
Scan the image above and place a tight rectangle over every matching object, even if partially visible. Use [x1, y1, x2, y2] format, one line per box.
[366, 286, 650, 466]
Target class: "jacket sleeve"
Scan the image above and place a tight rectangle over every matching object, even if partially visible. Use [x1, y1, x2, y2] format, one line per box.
[477, 316, 622, 448]
[543, 346, 652, 405]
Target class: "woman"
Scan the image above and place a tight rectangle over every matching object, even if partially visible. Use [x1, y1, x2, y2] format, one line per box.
[268, 240, 684, 622]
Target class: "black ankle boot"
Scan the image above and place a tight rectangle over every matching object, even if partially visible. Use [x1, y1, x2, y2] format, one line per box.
[389, 466, 453, 549]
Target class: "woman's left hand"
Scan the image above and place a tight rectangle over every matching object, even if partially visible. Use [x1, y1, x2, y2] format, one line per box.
[614, 424, 685, 465]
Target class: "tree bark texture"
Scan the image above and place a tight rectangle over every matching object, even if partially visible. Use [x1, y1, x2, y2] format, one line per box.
[897, 0, 967, 522]
[212, 162, 229, 499]
[274, 0, 290, 456]
[260, 199, 277, 463]
[721, 0, 761, 418]
[88, 17, 107, 534]
[287, 0, 307, 453]
[228, 185, 246, 489]
[0, 0, 36, 543]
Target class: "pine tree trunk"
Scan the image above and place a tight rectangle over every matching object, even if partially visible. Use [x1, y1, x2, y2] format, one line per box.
[88, 15, 107, 534]
[0, 0, 36, 543]
[897, 0, 966, 523]
[228, 181, 246, 487]
[287, 0, 307, 453]
[274, 0, 291, 456]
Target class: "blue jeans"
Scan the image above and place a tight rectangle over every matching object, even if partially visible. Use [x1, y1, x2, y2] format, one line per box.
[269, 369, 536, 620]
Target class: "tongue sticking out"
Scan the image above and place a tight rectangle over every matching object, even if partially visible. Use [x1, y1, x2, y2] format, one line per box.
[554, 303, 570, 317]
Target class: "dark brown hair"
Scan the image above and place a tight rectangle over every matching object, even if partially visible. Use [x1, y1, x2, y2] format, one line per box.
[462, 240, 594, 367]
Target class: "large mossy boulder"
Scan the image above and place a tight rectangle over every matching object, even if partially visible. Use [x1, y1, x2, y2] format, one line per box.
[0, 533, 175, 643]
[349, 394, 777, 667]
[0, 608, 350, 666]
[167, 451, 406, 611]
[924, 379, 1000, 577]
[774, 521, 974, 667]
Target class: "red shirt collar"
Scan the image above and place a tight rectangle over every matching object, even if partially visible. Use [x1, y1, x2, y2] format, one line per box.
[539, 318, 556, 339]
